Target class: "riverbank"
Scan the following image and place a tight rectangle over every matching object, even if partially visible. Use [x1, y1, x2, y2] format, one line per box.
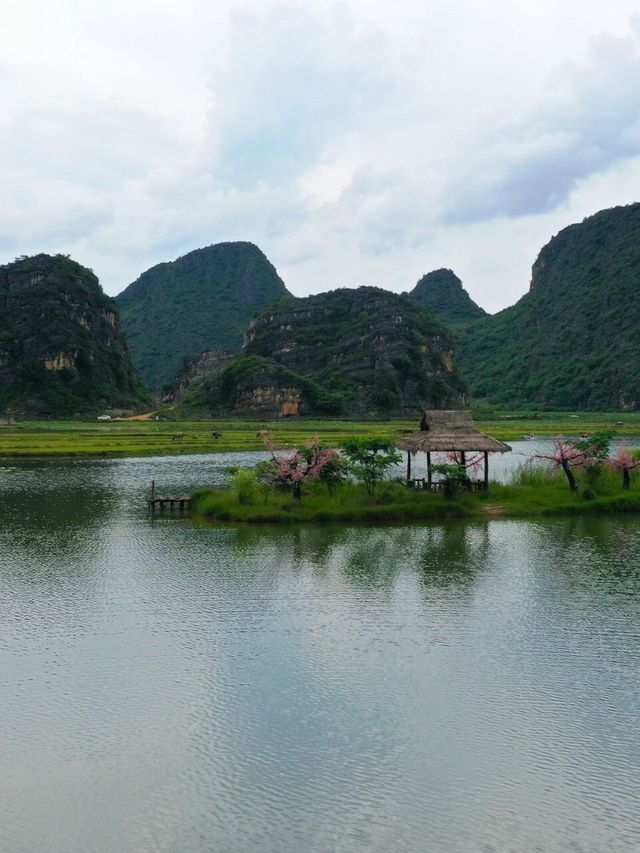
[1, 411, 639, 457]
[191, 479, 640, 525]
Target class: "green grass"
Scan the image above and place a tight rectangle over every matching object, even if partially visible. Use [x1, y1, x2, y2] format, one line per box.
[0, 410, 639, 458]
[191, 467, 640, 525]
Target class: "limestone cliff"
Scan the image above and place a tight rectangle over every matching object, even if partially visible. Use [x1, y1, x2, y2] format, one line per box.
[172, 286, 466, 417]
[0, 254, 147, 415]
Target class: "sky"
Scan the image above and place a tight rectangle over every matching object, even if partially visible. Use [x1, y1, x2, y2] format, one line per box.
[2, 0, 640, 312]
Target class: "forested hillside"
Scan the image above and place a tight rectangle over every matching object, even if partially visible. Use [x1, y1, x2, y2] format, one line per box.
[172, 286, 467, 416]
[116, 242, 290, 391]
[410, 268, 486, 326]
[0, 254, 146, 415]
[458, 204, 640, 409]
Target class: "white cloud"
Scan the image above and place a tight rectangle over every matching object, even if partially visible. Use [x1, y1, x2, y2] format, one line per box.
[1, 0, 640, 312]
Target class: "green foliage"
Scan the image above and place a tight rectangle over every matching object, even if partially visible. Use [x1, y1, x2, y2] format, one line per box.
[232, 469, 262, 505]
[0, 254, 148, 415]
[183, 285, 467, 417]
[431, 462, 468, 498]
[458, 204, 640, 410]
[190, 468, 640, 525]
[341, 437, 402, 496]
[116, 242, 291, 390]
[410, 268, 487, 326]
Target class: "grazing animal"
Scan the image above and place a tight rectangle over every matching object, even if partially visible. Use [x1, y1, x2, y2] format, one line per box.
[172, 432, 186, 441]
[211, 431, 222, 439]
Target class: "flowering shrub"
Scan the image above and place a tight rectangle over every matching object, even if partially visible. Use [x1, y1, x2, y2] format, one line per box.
[445, 451, 484, 473]
[258, 431, 344, 500]
[534, 432, 612, 493]
[607, 444, 640, 490]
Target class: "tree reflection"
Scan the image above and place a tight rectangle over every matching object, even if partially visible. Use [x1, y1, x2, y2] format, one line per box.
[417, 523, 491, 590]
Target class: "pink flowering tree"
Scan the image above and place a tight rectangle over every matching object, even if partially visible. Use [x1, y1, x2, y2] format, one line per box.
[607, 444, 640, 490]
[445, 451, 484, 474]
[257, 431, 343, 500]
[534, 433, 611, 493]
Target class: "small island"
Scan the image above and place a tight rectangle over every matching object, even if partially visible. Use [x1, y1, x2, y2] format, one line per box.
[191, 411, 640, 525]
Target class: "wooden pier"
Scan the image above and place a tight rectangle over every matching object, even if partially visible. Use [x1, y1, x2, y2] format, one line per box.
[147, 480, 191, 513]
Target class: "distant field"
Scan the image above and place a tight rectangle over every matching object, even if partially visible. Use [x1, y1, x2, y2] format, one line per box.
[0, 411, 639, 458]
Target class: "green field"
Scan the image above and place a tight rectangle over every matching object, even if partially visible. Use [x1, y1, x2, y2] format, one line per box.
[1, 411, 639, 458]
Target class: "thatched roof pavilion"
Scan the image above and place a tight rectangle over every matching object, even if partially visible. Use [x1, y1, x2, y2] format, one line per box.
[397, 410, 511, 491]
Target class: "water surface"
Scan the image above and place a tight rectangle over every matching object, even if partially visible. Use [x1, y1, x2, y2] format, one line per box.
[1, 456, 640, 852]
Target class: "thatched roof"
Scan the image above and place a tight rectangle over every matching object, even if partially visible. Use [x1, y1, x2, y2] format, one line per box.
[397, 410, 511, 454]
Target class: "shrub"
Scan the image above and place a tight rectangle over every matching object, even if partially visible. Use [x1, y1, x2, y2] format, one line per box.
[233, 469, 260, 505]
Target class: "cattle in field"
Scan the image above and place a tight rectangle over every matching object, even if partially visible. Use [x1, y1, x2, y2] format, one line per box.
[211, 431, 222, 439]
[172, 432, 186, 441]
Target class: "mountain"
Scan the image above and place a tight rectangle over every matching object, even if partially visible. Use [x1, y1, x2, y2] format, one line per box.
[0, 254, 147, 415]
[410, 268, 487, 326]
[171, 286, 467, 417]
[161, 348, 234, 404]
[116, 242, 290, 391]
[458, 203, 640, 409]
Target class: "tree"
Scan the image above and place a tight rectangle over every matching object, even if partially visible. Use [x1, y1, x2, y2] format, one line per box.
[607, 444, 640, 490]
[445, 451, 484, 473]
[431, 462, 467, 498]
[258, 431, 342, 500]
[341, 437, 401, 496]
[534, 432, 612, 493]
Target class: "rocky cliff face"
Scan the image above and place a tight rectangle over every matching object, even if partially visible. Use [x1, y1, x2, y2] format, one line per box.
[116, 241, 291, 391]
[161, 348, 234, 403]
[410, 268, 486, 326]
[0, 254, 146, 415]
[457, 203, 640, 409]
[173, 286, 466, 417]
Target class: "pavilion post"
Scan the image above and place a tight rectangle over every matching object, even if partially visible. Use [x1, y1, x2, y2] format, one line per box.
[406, 451, 411, 485]
[483, 452, 489, 491]
[426, 452, 432, 490]
[460, 450, 466, 468]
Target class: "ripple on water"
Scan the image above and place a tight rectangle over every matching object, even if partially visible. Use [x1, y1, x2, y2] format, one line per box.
[1, 460, 640, 851]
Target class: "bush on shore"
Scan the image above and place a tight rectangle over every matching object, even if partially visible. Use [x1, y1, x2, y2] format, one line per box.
[191, 465, 640, 525]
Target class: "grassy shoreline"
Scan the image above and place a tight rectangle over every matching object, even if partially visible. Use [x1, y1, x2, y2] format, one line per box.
[1, 411, 640, 458]
[190, 478, 640, 525]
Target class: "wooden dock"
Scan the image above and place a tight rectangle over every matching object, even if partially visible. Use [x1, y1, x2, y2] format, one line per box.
[147, 480, 191, 512]
[148, 495, 191, 512]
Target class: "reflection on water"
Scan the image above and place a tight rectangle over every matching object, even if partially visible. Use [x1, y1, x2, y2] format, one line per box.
[1, 457, 640, 852]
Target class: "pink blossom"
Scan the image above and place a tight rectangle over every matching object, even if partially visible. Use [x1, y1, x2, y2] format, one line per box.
[446, 450, 484, 472]
[535, 435, 591, 469]
[608, 444, 640, 472]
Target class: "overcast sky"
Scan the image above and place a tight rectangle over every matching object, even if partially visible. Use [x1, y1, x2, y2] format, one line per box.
[2, 0, 640, 311]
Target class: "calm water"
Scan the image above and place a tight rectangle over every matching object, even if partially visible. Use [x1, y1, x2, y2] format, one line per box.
[2, 454, 640, 852]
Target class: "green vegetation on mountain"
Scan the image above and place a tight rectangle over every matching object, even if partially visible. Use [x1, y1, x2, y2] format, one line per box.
[458, 204, 640, 410]
[175, 286, 467, 416]
[0, 254, 147, 416]
[116, 241, 290, 391]
[410, 268, 486, 326]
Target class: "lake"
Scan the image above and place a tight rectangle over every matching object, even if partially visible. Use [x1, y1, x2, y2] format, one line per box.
[1, 452, 640, 852]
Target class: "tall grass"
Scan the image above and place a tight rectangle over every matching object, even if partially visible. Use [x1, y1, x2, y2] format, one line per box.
[191, 469, 640, 525]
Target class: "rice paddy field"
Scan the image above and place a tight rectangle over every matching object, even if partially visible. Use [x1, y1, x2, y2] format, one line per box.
[0, 411, 639, 458]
